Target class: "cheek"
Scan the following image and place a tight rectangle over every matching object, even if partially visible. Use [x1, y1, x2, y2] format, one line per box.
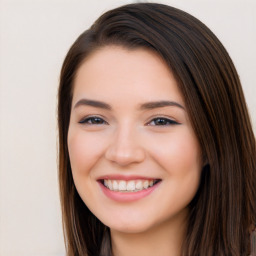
[67, 129, 106, 206]
[67, 129, 105, 176]
[149, 132, 201, 172]
[146, 128, 202, 204]
[150, 132, 202, 215]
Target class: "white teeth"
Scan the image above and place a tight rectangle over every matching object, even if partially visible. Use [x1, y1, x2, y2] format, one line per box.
[103, 179, 157, 192]
[108, 180, 113, 190]
[113, 180, 118, 190]
[143, 180, 149, 189]
[127, 181, 136, 191]
[118, 181, 126, 191]
[135, 180, 142, 190]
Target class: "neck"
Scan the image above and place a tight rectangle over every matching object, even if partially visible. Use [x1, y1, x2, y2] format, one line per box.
[110, 211, 187, 256]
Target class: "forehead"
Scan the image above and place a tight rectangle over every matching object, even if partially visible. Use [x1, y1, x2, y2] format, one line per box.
[72, 46, 184, 106]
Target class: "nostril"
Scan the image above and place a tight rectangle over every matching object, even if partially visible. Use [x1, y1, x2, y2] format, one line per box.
[105, 144, 146, 166]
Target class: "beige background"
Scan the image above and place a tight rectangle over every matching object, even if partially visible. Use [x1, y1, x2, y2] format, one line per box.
[0, 0, 255, 255]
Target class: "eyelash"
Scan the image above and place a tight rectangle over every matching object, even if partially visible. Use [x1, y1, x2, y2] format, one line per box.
[146, 117, 180, 126]
[79, 116, 180, 126]
[79, 116, 108, 125]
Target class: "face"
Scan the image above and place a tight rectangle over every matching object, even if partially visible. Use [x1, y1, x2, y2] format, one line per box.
[68, 46, 203, 234]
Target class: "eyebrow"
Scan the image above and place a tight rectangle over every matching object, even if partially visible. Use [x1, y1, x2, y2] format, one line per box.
[139, 101, 185, 110]
[74, 98, 185, 111]
[74, 99, 112, 110]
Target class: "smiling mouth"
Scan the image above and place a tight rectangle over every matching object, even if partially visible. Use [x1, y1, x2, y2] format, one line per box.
[100, 179, 161, 193]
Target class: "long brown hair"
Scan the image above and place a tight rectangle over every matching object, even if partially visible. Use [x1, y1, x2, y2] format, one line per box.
[58, 3, 256, 255]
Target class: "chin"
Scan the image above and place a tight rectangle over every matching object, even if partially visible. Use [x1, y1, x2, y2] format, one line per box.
[105, 217, 156, 234]
[110, 224, 151, 234]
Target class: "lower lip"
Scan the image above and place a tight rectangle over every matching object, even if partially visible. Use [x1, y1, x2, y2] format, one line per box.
[98, 181, 161, 202]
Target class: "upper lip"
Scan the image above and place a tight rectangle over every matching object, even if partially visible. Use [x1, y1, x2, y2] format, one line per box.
[97, 174, 161, 181]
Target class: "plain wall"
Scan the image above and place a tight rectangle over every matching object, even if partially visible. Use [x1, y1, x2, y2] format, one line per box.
[0, 0, 255, 255]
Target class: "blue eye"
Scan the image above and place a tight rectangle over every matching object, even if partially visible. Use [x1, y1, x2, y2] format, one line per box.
[148, 117, 179, 126]
[79, 116, 107, 125]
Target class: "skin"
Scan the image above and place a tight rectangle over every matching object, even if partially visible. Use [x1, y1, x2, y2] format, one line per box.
[68, 46, 203, 256]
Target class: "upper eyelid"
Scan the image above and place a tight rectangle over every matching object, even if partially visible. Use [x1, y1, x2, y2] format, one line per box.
[146, 117, 180, 125]
[146, 114, 180, 123]
[79, 115, 108, 124]
[77, 115, 180, 124]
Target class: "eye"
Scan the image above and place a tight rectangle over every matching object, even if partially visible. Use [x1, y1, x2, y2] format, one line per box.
[79, 116, 108, 125]
[147, 117, 180, 126]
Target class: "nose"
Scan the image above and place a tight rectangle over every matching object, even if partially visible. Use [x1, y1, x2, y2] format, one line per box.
[105, 125, 146, 166]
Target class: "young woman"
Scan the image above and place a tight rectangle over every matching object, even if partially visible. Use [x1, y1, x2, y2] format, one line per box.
[57, 3, 256, 256]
